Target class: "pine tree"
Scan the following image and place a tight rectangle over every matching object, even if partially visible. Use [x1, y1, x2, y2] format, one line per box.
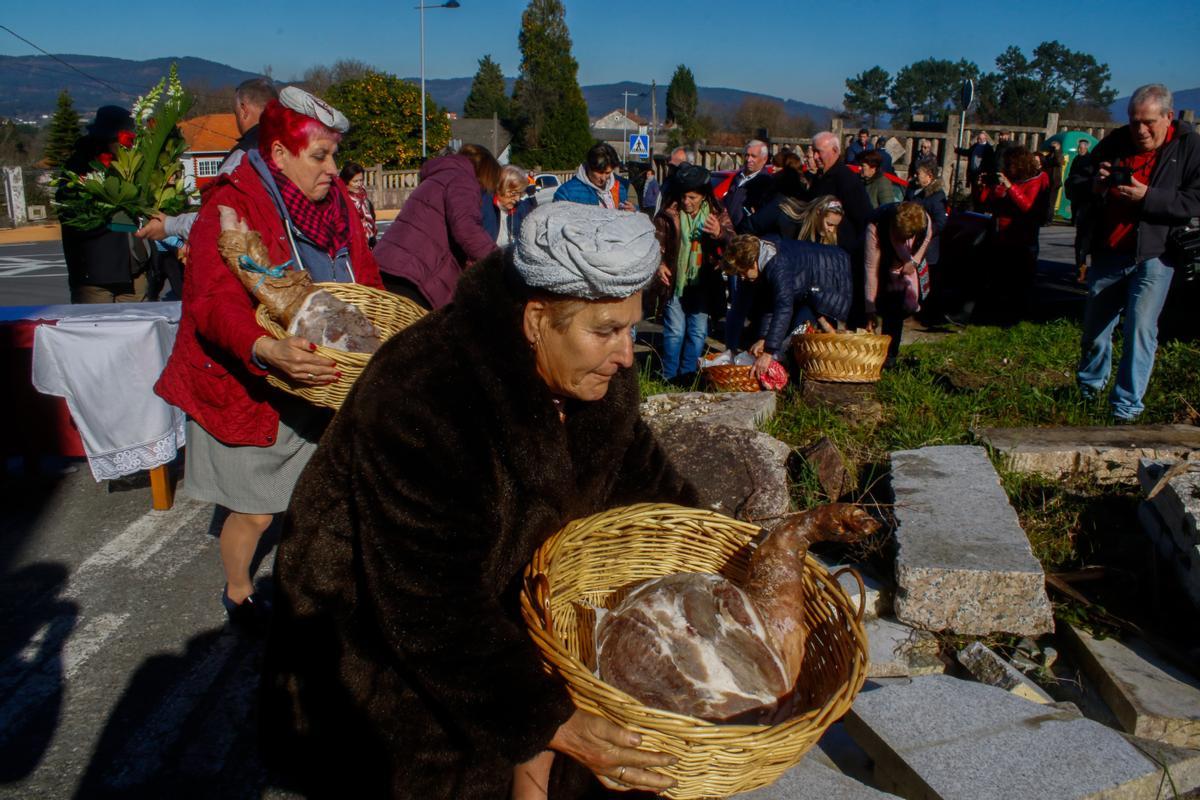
[463, 55, 511, 120]
[510, 0, 592, 169]
[665, 65, 700, 147]
[43, 90, 82, 170]
[843, 66, 891, 128]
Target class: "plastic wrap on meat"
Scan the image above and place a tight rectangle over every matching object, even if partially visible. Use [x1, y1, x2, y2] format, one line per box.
[596, 504, 879, 723]
[287, 290, 383, 354]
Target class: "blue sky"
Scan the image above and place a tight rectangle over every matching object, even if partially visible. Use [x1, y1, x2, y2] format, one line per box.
[3, 0, 1198, 110]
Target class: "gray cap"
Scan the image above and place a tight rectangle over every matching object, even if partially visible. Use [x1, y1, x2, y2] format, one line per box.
[513, 202, 660, 299]
[278, 86, 350, 133]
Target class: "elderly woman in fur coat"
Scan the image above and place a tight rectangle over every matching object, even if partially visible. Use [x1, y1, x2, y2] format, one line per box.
[261, 202, 697, 799]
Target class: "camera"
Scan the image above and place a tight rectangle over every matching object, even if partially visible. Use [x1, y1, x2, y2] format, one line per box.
[1108, 165, 1133, 186]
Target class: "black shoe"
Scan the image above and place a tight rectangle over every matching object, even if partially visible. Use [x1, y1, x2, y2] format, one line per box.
[222, 586, 272, 632]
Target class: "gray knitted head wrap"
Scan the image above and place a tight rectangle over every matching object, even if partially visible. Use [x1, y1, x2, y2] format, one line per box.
[512, 202, 660, 299]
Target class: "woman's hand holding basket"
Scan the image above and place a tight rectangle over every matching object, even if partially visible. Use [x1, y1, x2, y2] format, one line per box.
[253, 335, 339, 386]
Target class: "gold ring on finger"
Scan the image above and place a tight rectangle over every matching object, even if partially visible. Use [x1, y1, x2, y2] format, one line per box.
[618, 766, 626, 782]
[308, 372, 315, 379]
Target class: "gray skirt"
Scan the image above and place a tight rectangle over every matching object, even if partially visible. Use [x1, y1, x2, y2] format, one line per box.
[182, 398, 330, 515]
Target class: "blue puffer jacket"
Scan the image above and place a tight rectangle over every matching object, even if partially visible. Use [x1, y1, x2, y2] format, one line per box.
[725, 236, 853, 355]
[553, 174, 631, 206]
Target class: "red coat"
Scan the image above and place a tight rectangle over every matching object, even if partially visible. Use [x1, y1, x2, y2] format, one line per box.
[979, 171, 1049, 249]
[155, 159, 383, 447]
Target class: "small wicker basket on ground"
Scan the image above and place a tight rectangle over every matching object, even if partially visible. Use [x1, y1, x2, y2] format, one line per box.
[255, 282, 426, 410]
[792, 332, 891, 383]
[520, 503, 868, 800]
[700, 353, 760, 392]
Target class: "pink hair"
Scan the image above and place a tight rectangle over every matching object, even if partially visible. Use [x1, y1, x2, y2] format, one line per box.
[257, 99, 341, 156]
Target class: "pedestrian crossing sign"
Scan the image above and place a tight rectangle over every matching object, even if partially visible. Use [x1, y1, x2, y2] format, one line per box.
[629, 134, 650, 158]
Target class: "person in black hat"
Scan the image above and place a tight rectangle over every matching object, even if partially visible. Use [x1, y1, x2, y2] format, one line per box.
[58, 106, 154, 303]
[653, 163, 734, 380]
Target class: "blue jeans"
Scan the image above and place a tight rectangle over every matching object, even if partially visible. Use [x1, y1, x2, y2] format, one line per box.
[1076, 252, 1173, 419]
[661, 290, 710, 380]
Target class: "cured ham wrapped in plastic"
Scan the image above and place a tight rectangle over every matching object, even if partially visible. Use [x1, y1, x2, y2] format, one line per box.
[595, 504, 879, 723]
[216, 206, 382, 354]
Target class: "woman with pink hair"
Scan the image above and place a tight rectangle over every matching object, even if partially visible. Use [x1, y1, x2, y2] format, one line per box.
[156, 87, 382, 631]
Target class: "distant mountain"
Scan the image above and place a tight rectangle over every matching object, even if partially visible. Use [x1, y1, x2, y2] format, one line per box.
[1109, 86, 1200, 121]
[410, 77, 835, 127]
[0, 53, 836, 130]
[0, 55, 263, 119]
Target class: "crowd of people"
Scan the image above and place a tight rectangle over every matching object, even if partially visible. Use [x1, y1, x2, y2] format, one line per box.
[47, 76, 1198, 798]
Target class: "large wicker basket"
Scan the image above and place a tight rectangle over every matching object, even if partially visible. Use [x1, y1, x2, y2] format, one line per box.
[792, 332, 891, 383]
[520, 503, 868, 799]
[255, 282, 426, 410]
[700, 354, 760, 392]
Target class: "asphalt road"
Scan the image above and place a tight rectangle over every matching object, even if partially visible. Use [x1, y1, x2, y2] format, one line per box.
[0, 241, 69, 306]
[0, 221, 394, 309]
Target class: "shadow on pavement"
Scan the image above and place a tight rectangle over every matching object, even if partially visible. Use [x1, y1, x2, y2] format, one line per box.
[0, 562, 77, 784]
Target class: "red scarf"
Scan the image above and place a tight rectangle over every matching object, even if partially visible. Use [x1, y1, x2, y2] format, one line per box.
[267, 161, 350, 257]
[1104, 124, 1176, 253]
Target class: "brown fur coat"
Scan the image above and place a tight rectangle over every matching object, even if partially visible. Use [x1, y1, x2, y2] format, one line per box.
[260, 251, 696, 799]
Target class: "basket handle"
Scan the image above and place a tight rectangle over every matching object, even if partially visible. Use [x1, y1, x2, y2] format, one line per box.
[530, 574, 554, 638]
[832, 566, 868, 624]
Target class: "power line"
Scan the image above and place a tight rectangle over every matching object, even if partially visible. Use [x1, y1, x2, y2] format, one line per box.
[0, 25, 126, 95]
[0, 26, 255, 103]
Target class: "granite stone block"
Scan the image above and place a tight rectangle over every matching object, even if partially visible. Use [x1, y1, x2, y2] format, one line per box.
[889, 446, 1053, 636]
[976, 424, 1200, 484]
[1061, 624, 1200, 749]
[734, 753, 901, 799]
[641, 391, 777, 432]
[956, 641, 1052, 704]
[864, 617, 944, 678]
[843, 674, 1200, 799]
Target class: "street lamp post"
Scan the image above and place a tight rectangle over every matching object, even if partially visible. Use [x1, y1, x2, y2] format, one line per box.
[416, 0, 460, 160]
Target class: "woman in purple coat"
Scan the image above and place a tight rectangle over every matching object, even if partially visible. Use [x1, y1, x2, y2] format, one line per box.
[373, 145, 500, 309]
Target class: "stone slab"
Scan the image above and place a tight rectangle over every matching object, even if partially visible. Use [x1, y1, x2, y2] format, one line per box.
[975, 424, 1200, 484]
[957, 641, 1053, 704]
[1138, 459, 1200, 555]
[864, 617, 945, 678]
[734, 753, 901, 799]
[642, 391, 777, 432]
[1137, 460, 1200, 609]
[889, 445, 1054, 636]
[1060, 624, 1200, 749]
[654, 420, 792, 522]
[843, 674, 1200, 799]
[813, 554, 891, 621]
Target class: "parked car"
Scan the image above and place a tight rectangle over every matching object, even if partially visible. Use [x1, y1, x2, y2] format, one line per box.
[529, 173, 562, 205]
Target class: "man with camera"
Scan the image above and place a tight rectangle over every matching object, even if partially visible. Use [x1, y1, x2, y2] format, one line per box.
[1076, 84, 1200, 421]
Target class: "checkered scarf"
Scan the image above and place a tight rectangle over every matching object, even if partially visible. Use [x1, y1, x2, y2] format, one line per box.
[267, 161, 350, 257]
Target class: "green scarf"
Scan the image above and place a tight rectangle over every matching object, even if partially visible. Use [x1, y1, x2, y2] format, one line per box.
[675, 203, 710, 297]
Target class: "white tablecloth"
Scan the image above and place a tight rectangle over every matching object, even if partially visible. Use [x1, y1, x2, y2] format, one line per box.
[30, 303, 185, 481]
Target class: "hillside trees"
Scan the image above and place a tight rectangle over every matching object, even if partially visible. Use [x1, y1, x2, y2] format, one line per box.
[463, 55, 511, 120]
[325, 71, 449, 168]
[889, 58, 980, 127]
[509, 0, 592, 168]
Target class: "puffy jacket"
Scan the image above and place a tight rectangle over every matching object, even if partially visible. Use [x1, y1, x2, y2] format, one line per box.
[552, 174, 631, 206]
[154, 158, 382, 447]
[904, 180, 947, 264]
[726, 236, 852, 355]
[373, 154, 498, 309]
[978, 171, 1049, 248]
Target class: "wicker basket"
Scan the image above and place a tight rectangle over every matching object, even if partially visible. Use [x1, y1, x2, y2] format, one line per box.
[520, 503, 868, 799]
[255, 282, 426, 410]
[792, 332, 891, 383]
[700, 354, 760, 392]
